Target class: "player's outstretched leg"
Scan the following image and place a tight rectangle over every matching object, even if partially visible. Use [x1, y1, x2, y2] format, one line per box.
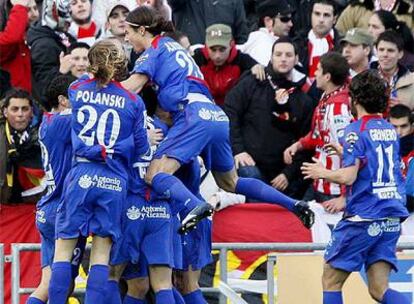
[214, 172, 315, 228]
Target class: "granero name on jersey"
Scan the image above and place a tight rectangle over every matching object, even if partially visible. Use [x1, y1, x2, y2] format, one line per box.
[75, 90, 126, 108]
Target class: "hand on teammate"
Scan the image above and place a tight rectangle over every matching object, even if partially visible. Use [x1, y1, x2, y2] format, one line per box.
[251, 64, 266, 81]
[147, 128, 164, 146]
[323, 142, 343, 157]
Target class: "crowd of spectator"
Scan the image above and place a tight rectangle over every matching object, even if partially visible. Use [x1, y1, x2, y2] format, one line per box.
[0, 0, 413, 220]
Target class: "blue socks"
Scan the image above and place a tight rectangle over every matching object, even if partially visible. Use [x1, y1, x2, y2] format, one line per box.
[48, 261, 72, 304]
[381, 288, 410, 303]
[85, 265, 109, 304]
[155, 289, 175, 304]
[152, 173, 204, 211]
[236, 178, 296, 211]
[323, 291, 343, 304]
[104, 280, 121, 304]
[172, 287, 185, 304]
[26, 297, 46, 304]
[123, 295, 146, 304]
[183, 289, 207, 304]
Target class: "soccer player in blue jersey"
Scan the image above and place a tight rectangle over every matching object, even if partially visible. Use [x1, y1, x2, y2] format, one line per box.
[107, 114, 179, 304]
[121, 6, 314, 233]
[48, 40, 149, 304]
[27, 75, 87, 304]
[302, 70, 410, 304]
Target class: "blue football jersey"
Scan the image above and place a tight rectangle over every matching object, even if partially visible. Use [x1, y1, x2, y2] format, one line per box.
[133, 36, 212, 113]
[69, 77, 149, 175]
[341, 115, 409, 219]
[129, 115, 162, 196]
[37, 111, 73, 208]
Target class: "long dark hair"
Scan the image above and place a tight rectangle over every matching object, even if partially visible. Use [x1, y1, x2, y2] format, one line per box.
[373, 10, 414, 52]
[126, 6, 174, 36]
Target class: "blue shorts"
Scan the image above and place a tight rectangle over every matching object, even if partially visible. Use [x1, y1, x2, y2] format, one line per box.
[155, 102, 234, 172]
[112, 193, 174, 267]
[181, 218, 213, 271]
[325, 218, 401, 272]
[55, 163, 127, 242]
[36, 200, 86, 276]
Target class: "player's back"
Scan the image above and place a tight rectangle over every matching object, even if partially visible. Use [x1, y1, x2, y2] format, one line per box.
[343, 116, 409, 219]
[37, 111, 72, 207]
[133, 36, 211, 113]
[69, 77, 148, 173]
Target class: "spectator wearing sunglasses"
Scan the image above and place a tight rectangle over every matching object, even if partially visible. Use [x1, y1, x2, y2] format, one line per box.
[293, 0, 342, 81]
[239, 0, 295, 66]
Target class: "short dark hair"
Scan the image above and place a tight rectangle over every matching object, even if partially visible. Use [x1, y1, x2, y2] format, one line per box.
[319, 52, 349, 86]
[312, 0, 337, 16]
[67, 42, 90, 54]
[45, 75, 77, 109]
[376, 30, 404, 51]
[389, 104, 414, 124]
[2, 88, 34, 109]
[271, 36, 298, 55]
[349, 70, 388, 114]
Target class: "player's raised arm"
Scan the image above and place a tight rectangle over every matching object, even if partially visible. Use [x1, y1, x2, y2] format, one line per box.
[121, 73, 148, 93]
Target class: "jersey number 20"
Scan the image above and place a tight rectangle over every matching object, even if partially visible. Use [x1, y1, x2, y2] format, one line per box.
[77, 105, 121, 153]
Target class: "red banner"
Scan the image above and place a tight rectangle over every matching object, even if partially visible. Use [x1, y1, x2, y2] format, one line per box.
[0, 204, 41, 304]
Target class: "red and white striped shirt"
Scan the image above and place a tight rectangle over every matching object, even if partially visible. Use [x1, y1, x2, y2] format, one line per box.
[299, 85, 353, 195]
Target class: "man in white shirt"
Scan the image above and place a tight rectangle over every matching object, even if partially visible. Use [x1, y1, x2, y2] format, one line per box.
[239, 0, 294, 66]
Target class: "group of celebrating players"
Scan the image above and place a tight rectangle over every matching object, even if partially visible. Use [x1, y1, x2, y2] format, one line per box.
[26, 4, 411, 304]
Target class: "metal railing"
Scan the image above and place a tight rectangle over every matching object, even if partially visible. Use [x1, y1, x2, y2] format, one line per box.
[5, 242, 414, 304]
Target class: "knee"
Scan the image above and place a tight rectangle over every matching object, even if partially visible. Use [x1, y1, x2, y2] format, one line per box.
[368, 283, 387, 302]
[127, 278, 150, 299]
[322, 269, 345, 291]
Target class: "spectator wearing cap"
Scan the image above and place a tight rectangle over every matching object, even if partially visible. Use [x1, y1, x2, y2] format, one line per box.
[27, 0, 75, 109]
[193, 24, 263, 107]
[68, 0, 101, 46]
[92, 0, 135, 29]
[293, 0, 341, 80]
[0, 0, 39, 93]
[168, 0, 248, 45]
[99, 1, 136, 68]
[239, 0, 295, 66]
[100, 1, 131, 41]
[341, 28, 374, 77]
